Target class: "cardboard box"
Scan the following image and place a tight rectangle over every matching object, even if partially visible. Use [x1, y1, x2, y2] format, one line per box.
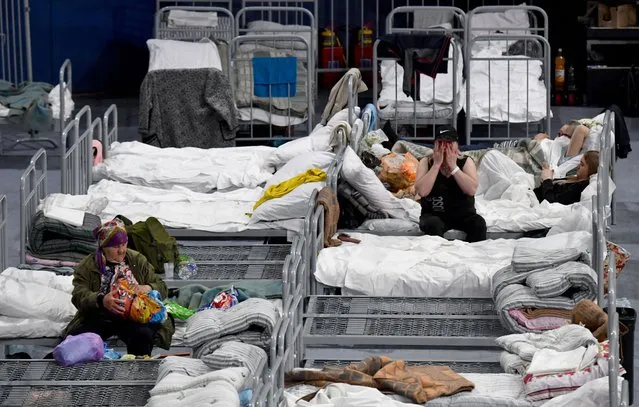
[598, 3, 637, 28]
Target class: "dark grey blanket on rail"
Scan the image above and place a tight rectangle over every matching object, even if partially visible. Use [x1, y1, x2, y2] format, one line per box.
[139, 68, 238, 149]
[27, 211, 100, 262]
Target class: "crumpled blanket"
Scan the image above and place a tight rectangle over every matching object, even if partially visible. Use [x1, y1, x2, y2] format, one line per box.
[172, 282, 283, 311]
[496, 324, 597, 374]
[27, 211, 100, 262]
[317, 186, 341, 247]
[285, 356, 475, 404]
[0, 80, 53, 131]
[184, 298, 279, 354]
[493, 238, 596, 333]
[148, 356, 248, 407]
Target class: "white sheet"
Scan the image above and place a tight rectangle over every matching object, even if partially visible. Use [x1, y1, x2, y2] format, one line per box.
[95, 141, 276, 192]
[467, 44, 549, 123]
[41, 180, 304, 234]
[314, 231, 590, 297]
[378, 35, 464, 108]
[239, 107, 307, 126]
[0, 267, 75, 339]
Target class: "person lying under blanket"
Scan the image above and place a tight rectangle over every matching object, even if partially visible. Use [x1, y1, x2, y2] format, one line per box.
[414, 126, 487, 242]
[534, 151, 599, 205]
[534, 119, 598, 161]
[63, 219, 175, 356]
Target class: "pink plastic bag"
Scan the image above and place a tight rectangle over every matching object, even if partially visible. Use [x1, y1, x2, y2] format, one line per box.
[53, 333, 105, 366]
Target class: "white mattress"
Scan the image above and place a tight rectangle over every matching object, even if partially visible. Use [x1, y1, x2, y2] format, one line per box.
[314, 231, 591, 297]
[41, 179, 304, 235]
[95, 141, 276, 192]
[239, 107, 307, 126]
[0, 267, 75, 339]
[467, 42, 550, 123]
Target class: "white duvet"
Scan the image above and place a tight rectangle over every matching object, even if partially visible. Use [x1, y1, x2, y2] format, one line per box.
[315, 231, 591, 298]
[40, 179, 303, 234]
[94, 141, 276, 192]
[0, 268, 75, 339]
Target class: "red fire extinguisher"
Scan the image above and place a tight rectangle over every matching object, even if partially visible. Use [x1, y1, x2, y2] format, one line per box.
[354, 24, 373, 85]
[321, 27, 345, 89]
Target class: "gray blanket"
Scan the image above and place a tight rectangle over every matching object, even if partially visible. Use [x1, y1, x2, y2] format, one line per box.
[139, 68, 238, 149]
[27, 211, 100, 262]
[492, 246, 597, 334]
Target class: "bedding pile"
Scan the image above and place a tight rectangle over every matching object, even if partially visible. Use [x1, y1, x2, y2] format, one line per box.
[314, 231, 590, 297]
[27, 210, 100, 263]
[183, 298, 280, 365]
[147, 356, 254, 407]
[497, 324, 623, 403]
[0, 267, 75, 338]
[492, 231, 595, 333]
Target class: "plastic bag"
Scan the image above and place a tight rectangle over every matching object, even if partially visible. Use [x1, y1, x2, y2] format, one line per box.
[165, 301, 196, 321]
[198, 286, 239, 311]
[103, 343, 122, 360]
[378, 152, 419, 192]
[177, 254, 198, 280]
[53, 333, 104, 366]
[113, 279, 167, 324]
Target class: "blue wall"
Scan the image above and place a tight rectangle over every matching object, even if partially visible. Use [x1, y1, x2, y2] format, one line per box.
[32, 0, 154, 96]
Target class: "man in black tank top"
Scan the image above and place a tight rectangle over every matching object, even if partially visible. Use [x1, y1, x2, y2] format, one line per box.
[414, 126, 487, 242]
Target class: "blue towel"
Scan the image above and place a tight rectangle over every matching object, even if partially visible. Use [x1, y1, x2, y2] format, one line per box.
[252, 57, 297, 98]
[362, 103, 378, 133]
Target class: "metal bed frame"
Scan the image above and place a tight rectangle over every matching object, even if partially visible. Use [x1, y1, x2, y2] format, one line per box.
[154, 2, 235, 43]
[0, 55, 72, 155]
[0, 195, 6, 272]
[232, 7, 314, 141]
[464, 5, 552, 145]
[372, 6, 465, 142]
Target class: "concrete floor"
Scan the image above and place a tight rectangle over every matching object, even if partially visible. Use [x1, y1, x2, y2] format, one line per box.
[0, 99, 637, 402]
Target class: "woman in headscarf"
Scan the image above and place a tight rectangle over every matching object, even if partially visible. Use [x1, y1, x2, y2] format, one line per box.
[63, 218, 174, 356]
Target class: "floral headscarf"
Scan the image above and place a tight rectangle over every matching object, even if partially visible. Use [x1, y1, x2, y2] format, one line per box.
[93, 218, 128, 276]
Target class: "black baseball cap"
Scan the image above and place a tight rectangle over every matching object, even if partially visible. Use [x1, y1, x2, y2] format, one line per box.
[434, 125, 458, 142]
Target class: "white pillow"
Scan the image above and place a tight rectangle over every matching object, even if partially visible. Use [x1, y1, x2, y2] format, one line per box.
[251, 151, 334, 222]
[268, 126, 332, 169]
[341, 147, 421, 223]
[147, 39, 222, 72]
[326, 107, 360, 128]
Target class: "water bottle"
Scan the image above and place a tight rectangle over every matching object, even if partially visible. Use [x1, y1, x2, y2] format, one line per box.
[177, 255, 198, 280]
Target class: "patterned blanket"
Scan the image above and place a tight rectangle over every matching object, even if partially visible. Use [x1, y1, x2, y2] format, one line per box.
[27, 211, 100, 262]
[285, 356, 475, 403]
[234, 45, 308, 118]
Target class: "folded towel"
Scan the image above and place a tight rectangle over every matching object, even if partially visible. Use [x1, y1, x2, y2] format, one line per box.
[201, 341, 267, 379]
[496, 324, 597, 362]
[526, 345, 599, 376]
[252, 56, 297, 98]
[184, 298, 279, 350]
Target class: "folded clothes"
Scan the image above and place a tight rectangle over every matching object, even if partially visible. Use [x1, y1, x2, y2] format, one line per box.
[520, 308, 573, 320]
[526, 345, 599, 376]
[508, 309, 569, 331]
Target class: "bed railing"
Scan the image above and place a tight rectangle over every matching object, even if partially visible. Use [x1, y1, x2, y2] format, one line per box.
[155, 5, 235, 42]
[0, 0, 32, 84]
[372, 6, 465, 141]
[19, 148, 47, 264]
[465, 5, 551, 144]
[102, 104, 119, 159]
[0, 195, 7, 271]
[61, 107, 101, 196]
[229, 33, 313, 140]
